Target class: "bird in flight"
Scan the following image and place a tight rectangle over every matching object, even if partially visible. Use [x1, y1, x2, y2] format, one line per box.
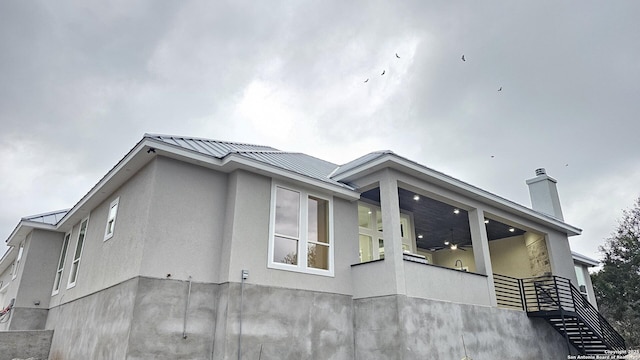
[364, 78, 369, 83]
[381, 70, 385, 75]
[396, 53, 400, 58]
[498, 87, 502, 91]
[461, 54, 466, 62]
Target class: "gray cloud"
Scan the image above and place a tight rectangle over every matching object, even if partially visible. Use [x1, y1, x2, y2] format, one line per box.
[1, 1, 639, 262]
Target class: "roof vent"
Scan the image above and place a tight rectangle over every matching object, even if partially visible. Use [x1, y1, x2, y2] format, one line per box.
[535, 168, 546, 176]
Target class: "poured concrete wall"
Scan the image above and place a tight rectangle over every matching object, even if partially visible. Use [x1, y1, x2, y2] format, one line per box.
[213, 282, 355, 360]
[46, 277, 138, 359]
[355, 295, 571, 359]
[46, 276, 218, 360]
[127, 277, 217, 360]
[0, 330, 52, 360]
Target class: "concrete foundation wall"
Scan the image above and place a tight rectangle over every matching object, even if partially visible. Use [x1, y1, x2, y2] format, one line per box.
[127, 277, 217, 360]
[46, 277, 138, 359]
[355, 295, 570, 360]
[7, 307, 48, 331]
[213, 282, 355, 360]
[0, 330, 52, 360]
[46, 276, 219, 360]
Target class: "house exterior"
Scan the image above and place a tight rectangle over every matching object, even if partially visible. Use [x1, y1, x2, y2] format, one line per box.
[0, 134, 620, 359]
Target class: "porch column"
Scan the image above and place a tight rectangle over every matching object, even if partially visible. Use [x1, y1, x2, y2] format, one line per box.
[379, 169, 406, 295]
[468, 208, 497, 306]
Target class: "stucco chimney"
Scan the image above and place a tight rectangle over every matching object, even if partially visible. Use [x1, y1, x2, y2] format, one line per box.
[526, 168, 564, 220]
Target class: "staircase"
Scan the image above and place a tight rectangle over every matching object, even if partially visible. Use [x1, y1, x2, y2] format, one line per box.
[494, 274, 626, 355]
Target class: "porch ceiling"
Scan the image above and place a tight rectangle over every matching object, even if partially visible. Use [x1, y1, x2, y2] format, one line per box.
[360, 188, 526, 251]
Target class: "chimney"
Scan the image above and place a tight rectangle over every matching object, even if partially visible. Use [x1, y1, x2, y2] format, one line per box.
[525, 168, 564, 220]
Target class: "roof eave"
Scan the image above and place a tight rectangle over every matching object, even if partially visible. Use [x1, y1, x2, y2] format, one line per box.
[332, 153, 582, 236]
[49, 136, 360, 235]
[220, 154, 360, 200]
[5, 220, 58, 247]
[144, 136, 360, 199]
[572, 251, 600, 267]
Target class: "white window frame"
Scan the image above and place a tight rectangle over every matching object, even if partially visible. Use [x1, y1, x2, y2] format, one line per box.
[67, 216, 89, 289]
[52, 232, 71, 296]
[268, 183, 334, 277]
[11, 242, 24, 280]
[103, 197, 119, 241]
[357, 201, 416, 263]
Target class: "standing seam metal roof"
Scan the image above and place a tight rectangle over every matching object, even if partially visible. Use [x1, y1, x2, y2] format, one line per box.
[22, 209, 70, 225]
[146, 134, 350, 189]
[146, 134, 279, 158]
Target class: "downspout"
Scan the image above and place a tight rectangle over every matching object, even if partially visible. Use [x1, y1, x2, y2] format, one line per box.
[238, 270, 249, 360]
[183, 276, 192, 339]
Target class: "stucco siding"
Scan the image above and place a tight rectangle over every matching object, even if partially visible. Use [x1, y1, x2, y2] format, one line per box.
[221, 171, 360, 295]
[51, 159, 157, 305]
[14, 229, 63, 318]
[140, 156, 227, 283]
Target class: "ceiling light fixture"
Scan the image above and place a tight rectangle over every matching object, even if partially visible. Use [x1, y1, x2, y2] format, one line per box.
[453, 209, 460, 214]
[509, 227, 515, 232]
[413, 194, 420, 201]
[484, 219, 490, 224]
[418, 234, 423, 239]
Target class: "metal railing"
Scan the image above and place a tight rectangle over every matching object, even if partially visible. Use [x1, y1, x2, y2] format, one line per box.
[493, 273, 626, 351]
[493, 273, 524, 309]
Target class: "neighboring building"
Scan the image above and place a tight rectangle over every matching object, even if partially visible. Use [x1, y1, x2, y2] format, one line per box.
[572, 251, 600, 306]
[0, 134, 625, 359]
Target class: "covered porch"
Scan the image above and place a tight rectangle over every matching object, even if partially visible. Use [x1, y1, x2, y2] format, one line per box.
[350, 170, 556, 307]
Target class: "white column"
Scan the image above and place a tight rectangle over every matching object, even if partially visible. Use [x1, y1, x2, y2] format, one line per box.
[468, 208, 497, 306]
[378, 169, 406, 295]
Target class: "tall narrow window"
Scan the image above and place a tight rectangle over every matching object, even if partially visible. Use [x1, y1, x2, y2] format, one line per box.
[11, 243, 24, 280]
[68, 217, 89, 288]
[52, 232, 71, 295]
[269, 184, 333, 276]
[104, 197, 119, 241]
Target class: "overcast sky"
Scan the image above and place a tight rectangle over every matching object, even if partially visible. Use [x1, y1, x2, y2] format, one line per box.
[1, 1, 639, 264]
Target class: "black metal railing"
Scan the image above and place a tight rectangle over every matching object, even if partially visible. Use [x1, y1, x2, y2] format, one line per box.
[493, 273, 626, 352]
[568, 282, 626, 351]
[493, 273, 524, 309]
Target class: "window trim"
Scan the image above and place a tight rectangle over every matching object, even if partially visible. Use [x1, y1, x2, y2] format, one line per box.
[103, 197, 119, 241]
[268, 183, 334, 277]
[67, 216, 89, 289]
[52, 232, 71, 296]
[11, 242, 24, 280]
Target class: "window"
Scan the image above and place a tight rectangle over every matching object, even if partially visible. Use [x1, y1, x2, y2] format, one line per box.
[357, 202, 415, 263]
[68, 217, 89, 288]
[11, 243, 24, 280]
[269, 185, 333, 276]
[104, 197, 119, 241]
[52, 232, 71, 295]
